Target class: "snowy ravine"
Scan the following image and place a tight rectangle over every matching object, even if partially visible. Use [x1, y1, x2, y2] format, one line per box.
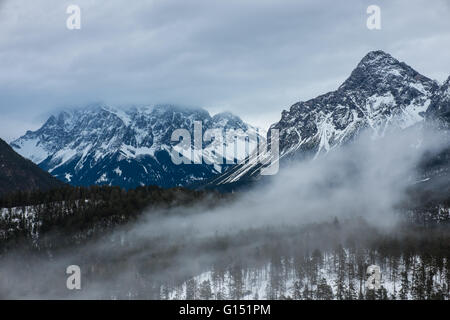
[11, 105, 265, 189]
[211, 50, 450, 186]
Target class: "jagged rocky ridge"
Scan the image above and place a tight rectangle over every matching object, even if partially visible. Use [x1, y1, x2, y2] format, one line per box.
[210, 50, 450, 186]
[11, 105, 264, 189]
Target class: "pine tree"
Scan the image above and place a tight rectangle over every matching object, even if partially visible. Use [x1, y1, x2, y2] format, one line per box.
[334, 245, 347, 300]
[185, 278, 198, 299]
[316, 278, 334, 300]
[399, 270, 409, 300]
[293, 280, 303, 300]
[199, 280, 213, 300]
[411, 263, 426, 300]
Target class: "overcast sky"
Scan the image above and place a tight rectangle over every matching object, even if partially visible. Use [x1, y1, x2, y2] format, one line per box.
[0, 0, 449, 141]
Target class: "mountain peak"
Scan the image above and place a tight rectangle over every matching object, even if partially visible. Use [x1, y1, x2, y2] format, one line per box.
[212, 111, 241, 122]
[358, 50, 397, 65]
[339, 50, 435, 92]
[211, 112, 249, 130]
[213, 111, 237, 119]
[211, 50, 444, 186]
[352, 50, 406, 77]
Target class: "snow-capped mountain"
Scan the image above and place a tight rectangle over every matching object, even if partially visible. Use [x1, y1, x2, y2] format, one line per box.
[11, 105, 264, 189]
[211, 50, 448, 186]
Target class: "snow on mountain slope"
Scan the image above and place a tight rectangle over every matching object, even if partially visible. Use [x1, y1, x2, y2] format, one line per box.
[210, 50, 446, 186]
[11, 104, 265, 189]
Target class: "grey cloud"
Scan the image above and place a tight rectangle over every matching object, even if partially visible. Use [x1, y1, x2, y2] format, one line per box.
[0, 0, 449, 141]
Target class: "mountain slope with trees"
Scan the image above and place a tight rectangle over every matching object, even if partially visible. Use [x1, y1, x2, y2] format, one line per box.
[0, 138, 64, 197]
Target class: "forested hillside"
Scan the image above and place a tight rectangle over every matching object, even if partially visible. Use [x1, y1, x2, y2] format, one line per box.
[0, 184, 449, 299]
[167, 221, 450, 300]
[0, 185, 226, 250]
[0, 138, 64, 197]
